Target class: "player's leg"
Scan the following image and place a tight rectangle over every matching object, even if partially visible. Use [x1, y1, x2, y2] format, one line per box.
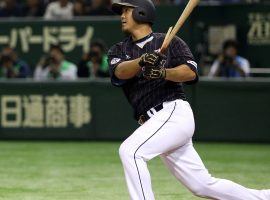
[161, 140, 269, 200]
[119, 100, 195, 200]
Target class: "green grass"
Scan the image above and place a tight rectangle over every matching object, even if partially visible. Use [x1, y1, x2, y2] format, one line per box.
[0, 142, 269, 200]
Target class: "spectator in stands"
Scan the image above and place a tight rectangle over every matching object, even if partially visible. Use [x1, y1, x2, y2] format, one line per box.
[73, 0, 86, 16]
[77, 40, 109, 78]
[0, 46, 31, 78]
[87, 0, 113, 15]
[34, 54, 51, 80]
[34, 45, 77, 80]
[22, 0, 44, 17]
[44, 0, 73, 20]
[208, 40, 250, 78]
[0, 0, 23, 17]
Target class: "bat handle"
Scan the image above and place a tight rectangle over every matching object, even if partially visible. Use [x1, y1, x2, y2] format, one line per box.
[160, 26, 173, 54]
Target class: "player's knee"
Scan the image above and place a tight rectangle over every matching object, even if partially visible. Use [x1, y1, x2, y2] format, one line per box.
[119, 142, 126, 159]
[119, 142, 133, 161]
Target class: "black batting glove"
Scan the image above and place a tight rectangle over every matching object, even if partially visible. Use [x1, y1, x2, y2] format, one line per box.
[142, 65, 166, 80]
[139, 52, 164, 67]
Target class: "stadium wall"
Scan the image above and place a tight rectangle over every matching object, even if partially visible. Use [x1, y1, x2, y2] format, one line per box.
[0, 79, 269, 142]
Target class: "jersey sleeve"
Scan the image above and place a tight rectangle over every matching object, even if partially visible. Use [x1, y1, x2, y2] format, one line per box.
[107, 43, 127, 87]
[169, 37, 199, 84]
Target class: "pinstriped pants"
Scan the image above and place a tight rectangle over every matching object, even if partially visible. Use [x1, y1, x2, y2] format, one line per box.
[119, 99, 269, 200]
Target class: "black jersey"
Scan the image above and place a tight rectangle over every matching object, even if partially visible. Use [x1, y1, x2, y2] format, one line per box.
[108, 32, 198, 120]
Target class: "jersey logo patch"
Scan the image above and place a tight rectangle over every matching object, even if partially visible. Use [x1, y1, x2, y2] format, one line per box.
[187, 60, 197, 69]
[111, 58, 121, 65]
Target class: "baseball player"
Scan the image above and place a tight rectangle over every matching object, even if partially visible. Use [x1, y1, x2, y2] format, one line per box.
[108, 0, 270, 199]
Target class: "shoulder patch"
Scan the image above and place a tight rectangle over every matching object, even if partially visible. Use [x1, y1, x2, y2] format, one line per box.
[111, 58, 121, 65]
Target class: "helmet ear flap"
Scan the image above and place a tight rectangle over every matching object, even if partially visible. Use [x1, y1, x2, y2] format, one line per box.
[132, 7, 148, 23]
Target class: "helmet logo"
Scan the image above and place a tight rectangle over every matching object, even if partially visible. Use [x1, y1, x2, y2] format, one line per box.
[139, 11, 145, 16]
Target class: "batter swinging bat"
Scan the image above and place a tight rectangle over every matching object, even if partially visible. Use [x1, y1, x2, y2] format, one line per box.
[160, 0, 200, 54]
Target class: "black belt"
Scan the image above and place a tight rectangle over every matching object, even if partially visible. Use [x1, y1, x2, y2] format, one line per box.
[138, 104, 164, 125]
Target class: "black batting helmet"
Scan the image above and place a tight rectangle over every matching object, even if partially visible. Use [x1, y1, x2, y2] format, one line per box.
[111, 0, 156, 24]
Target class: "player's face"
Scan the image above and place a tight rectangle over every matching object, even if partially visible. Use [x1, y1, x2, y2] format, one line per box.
[121, 7, 137, 33]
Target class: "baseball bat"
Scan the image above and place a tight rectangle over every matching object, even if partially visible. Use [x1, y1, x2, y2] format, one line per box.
[164, 26, 173, 44]
[160, 0, 200, 53]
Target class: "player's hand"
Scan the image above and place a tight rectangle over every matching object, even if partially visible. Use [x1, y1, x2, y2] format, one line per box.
[142, 65, 166, 79]
[139, 52, 165, 67]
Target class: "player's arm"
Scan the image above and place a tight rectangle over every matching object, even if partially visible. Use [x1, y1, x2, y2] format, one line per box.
[166, 37, 199, 84]
[108, 44, 134, 86]
[114, 52, 163, 79]
[114, 58, 141, 79]
[108, 44, 161, 86]
[142, 38, 198, 83]
[142, 61, 198, 83]
[165, 64, 196, 82]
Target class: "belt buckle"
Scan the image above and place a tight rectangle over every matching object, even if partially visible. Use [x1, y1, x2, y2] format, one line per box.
[138, 115, 146, 125]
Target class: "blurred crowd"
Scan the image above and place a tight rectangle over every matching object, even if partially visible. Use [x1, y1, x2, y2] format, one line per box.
[0, 0, 266, 18]
[0, 39, 110, 80]
[0, 38, 251, 80]
[0, 0, 114, 18]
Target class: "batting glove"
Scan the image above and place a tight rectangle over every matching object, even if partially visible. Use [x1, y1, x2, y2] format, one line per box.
[139, 52, 164, 67]
[142, 65, 166, 79]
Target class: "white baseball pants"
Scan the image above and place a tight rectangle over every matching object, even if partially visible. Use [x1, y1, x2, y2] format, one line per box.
[119, 99, 269, 200]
